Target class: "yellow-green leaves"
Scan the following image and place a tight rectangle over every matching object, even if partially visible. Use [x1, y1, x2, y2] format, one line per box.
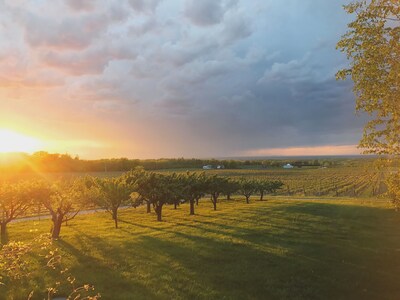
[337, 0, 400, 156]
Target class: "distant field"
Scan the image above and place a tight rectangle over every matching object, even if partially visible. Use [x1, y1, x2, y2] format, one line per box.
[3, 197, 400, 300]
[2, 163, 387, 199]
[156, 166, 387, 198]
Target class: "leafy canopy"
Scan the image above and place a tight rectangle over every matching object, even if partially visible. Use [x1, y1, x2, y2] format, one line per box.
[336, 0, 400, 156]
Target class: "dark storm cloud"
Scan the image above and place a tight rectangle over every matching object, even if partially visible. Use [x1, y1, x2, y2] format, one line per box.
[128, 0, 162, 14]
[64, 0, 97, 12]
[184, 0, 224, 26]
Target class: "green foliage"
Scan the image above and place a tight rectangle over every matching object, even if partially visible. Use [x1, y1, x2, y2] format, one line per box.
[0, 181, 36, 244]
[337, 0, 399, 209]
[38, 179, 89, 239]
[221, 179, 240, 200]
[177, 172, 208, 215]
[134, 172, 181, 221]
[205, 175, 230, 210]
[385, 171, 400, 210]
[86, 176, 135, 228]
[238, 178, 259, 203]
[337, 0, 400, 155]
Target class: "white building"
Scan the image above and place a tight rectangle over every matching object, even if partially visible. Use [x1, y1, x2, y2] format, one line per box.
[203, 165, 213, 170]
[283, 163, 294, 169]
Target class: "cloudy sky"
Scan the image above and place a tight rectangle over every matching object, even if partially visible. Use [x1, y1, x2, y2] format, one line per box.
[0, 0, 366, 159]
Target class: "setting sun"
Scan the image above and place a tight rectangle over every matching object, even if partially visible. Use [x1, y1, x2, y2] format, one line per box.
[0, 129, 43, 153]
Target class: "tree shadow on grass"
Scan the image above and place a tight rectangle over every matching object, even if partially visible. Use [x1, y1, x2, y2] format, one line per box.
[57, 238, 158, 300]
[62, 230, 303, 300]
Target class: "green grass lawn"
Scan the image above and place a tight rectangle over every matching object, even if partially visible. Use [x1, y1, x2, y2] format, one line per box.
[3, 197, 400, 300]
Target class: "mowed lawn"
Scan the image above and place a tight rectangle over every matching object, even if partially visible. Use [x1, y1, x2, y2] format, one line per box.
[3, 197, 400, 300]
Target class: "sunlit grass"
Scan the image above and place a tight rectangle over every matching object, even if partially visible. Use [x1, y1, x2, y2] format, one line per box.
[3, 197, 400, 299]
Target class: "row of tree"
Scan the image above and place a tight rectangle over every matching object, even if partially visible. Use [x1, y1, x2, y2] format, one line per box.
[0, 170, 283, 243]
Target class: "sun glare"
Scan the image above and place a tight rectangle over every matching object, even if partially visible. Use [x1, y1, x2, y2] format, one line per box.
[0, 129, 42, 154]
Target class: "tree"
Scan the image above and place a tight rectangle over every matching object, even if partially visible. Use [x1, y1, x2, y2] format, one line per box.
[87, 176, 134, 229]
[337, 0, 399, 208]
[337, 0, 399, 156]
[255, 180, 269, 201]
[38, 180, 87, 239]
[0, 182, 34, 244]
[206, 175, 229, 211]
[179, 172, 207, 215]
[222, 179, 240, 200]
[125, 168, 152, 213]
[135, 172, 178, 221]
[256, 180, 284, 200]
[268, 180, 284, 195]
[238, 179, 258, 204]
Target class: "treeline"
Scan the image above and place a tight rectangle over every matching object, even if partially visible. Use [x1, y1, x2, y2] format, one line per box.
[0, 152, 241, 173]
[0, 169, 283, 243]
[0, 151, 349, 174]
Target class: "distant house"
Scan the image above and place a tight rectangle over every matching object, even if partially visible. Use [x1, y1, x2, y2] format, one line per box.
[283, 163, 294, 169]
[216, 165, 225, 169]
[203, 165, 213, 170]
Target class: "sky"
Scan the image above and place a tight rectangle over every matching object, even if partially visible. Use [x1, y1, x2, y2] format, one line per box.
[0, 0, 366, 159]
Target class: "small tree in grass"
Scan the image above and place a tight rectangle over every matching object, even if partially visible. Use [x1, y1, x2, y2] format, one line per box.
[135, 172, 178, 221]
[0, 182, 34, 244]
[257, 180, 284, 200]
[125, 167, 152, 213]
[222, 179, 240, 200]
[238, 178, 258, 204]
[268, 180, 284, 195]
[38, 180, 88, 239]
[206, 175, 230, 211]
[86, 176, 135, 229]
[179, 172, 208, 215]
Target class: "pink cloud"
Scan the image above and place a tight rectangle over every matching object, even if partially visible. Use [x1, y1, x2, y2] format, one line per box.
[243, 145, 361, 156]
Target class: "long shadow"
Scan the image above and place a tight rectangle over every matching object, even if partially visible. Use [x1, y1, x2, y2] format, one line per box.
[57, 238, 159, 300]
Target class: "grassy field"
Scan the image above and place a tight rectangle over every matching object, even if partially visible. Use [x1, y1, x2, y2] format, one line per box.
[2, 196, 400, 300]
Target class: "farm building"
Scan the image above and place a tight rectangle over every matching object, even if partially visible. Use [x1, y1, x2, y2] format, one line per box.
[203, 165, 213, 170]
[283, 163, 294, 169]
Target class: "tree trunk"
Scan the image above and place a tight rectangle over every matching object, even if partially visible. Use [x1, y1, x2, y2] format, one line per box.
[246, 196, 250, 204]
[227, 193, 231, 200]
[212, 195, 217, 211]
[51, 218, 63, 239]
[147, 202, 151, 213]
[156, 204, 163, 221]
[259, 191, 264, 201]
[1, 222, 8, 245]
[112, 209, 118, 229]
[174, 202, 178, 209]
[196, 197, 199, 206]
[190, 199, 195, 215]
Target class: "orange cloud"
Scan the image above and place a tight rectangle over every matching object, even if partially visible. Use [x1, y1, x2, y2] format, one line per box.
[243, 145, 361, 156]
